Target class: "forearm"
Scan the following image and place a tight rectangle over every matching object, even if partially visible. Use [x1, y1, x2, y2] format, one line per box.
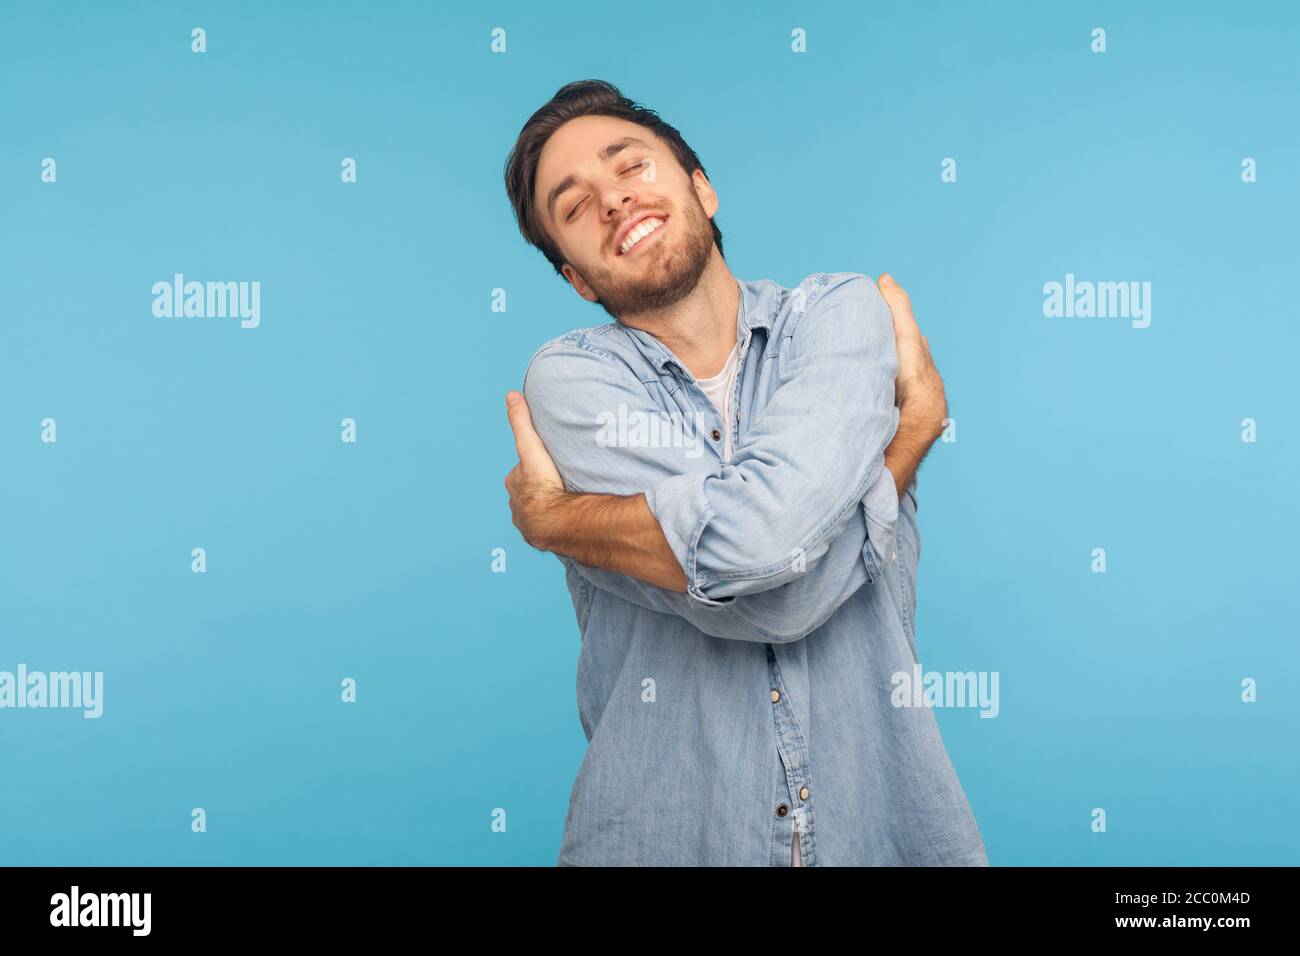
[535, 490, 688, 592]
[563, 500, 873, 642]
[535, 409, 934, 596]
[884, 411, 941, 499]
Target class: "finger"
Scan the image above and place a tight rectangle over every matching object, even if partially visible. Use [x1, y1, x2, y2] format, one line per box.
[877, 274, 922, 344]
[505, 391, 550, 464]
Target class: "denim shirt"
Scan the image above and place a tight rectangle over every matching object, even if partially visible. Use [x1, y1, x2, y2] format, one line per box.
[522, 272, 989, 866]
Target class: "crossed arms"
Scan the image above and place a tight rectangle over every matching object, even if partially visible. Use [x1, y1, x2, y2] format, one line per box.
[504, 273, 947, 643]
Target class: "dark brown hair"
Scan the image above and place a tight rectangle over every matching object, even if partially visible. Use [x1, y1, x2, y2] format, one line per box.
[503, 79, 724, 277]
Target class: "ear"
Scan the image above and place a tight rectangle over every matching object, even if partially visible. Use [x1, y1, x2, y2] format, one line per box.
[691, 168, 719, 219]
[561, 263, 599, 303]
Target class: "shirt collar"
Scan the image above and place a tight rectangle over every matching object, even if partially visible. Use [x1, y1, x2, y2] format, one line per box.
[619, 276, 771, 378]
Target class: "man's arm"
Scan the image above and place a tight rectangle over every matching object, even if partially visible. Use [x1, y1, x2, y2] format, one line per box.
[638, 272, 899, 603]
[506, 274, 945, 642]
[511, 421, 930, 592]
[506, 346, 847, 643]
[507, 415, 919, 645]
[505, 476, 685, 590]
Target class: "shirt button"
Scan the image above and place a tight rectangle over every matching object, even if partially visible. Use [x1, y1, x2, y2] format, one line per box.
[775, 803, 789, 817]
[710, 429, 721, 441]
[770, 689, 780, 703]
[799, 786, 809, 800]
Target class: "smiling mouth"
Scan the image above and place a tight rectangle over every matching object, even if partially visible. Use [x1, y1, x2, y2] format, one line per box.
[617, 216, 669, 257]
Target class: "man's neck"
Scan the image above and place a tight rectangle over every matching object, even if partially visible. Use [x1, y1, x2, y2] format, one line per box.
[615, 250, 740, 379]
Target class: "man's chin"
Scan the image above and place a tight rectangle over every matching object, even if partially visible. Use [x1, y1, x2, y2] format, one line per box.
[582, 236, 711, 319]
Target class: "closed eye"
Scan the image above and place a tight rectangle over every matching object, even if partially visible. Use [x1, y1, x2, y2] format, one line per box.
[564, 161, 649, 222]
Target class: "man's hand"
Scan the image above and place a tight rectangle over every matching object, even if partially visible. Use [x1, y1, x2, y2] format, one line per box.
[504, 390, 566, 550]
[877, 274, 947, 434]
[876, 274, 948, 498]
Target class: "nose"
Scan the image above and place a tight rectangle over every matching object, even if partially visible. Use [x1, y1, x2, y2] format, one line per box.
[601, 194, 638, 252]
[602, 191, 637, 222]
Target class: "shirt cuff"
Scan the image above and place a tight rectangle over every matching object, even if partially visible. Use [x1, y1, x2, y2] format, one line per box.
[642, 471, 726, 606]
[860, 463, 900, 583]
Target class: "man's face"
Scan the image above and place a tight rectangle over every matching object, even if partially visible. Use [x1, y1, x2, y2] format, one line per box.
[533, 114, 718, 320]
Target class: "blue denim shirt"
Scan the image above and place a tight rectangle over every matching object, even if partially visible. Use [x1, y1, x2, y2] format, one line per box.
[523, 272, 989, 866]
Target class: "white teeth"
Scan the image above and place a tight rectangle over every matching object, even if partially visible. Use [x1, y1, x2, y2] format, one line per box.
[620, 217, 664, 254]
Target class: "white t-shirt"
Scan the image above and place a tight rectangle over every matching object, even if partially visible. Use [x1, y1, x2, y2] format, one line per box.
[694, 317, 748, 460]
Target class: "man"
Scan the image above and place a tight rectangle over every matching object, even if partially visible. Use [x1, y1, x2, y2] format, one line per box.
[502, 79, 988, 866]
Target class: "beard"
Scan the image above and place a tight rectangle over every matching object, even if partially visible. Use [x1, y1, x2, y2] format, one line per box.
[573, 192, 715, 321]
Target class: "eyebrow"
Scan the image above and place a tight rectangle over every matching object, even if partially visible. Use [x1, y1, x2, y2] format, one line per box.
[545, 137, 653, 222]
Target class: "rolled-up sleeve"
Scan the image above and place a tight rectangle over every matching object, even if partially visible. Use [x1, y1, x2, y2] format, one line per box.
[858, 456, 900, 583]
[642, 273, 901, 603]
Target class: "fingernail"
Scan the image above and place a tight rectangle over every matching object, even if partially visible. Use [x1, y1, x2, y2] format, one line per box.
[506, 392, 521, 406]
[879, 273, 895, 286]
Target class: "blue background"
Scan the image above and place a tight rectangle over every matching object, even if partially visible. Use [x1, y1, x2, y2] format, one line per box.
[2, 0, 1296, 865]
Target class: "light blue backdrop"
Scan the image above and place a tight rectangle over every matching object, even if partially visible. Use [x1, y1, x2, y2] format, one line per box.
[2, 0, 1296, 866]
